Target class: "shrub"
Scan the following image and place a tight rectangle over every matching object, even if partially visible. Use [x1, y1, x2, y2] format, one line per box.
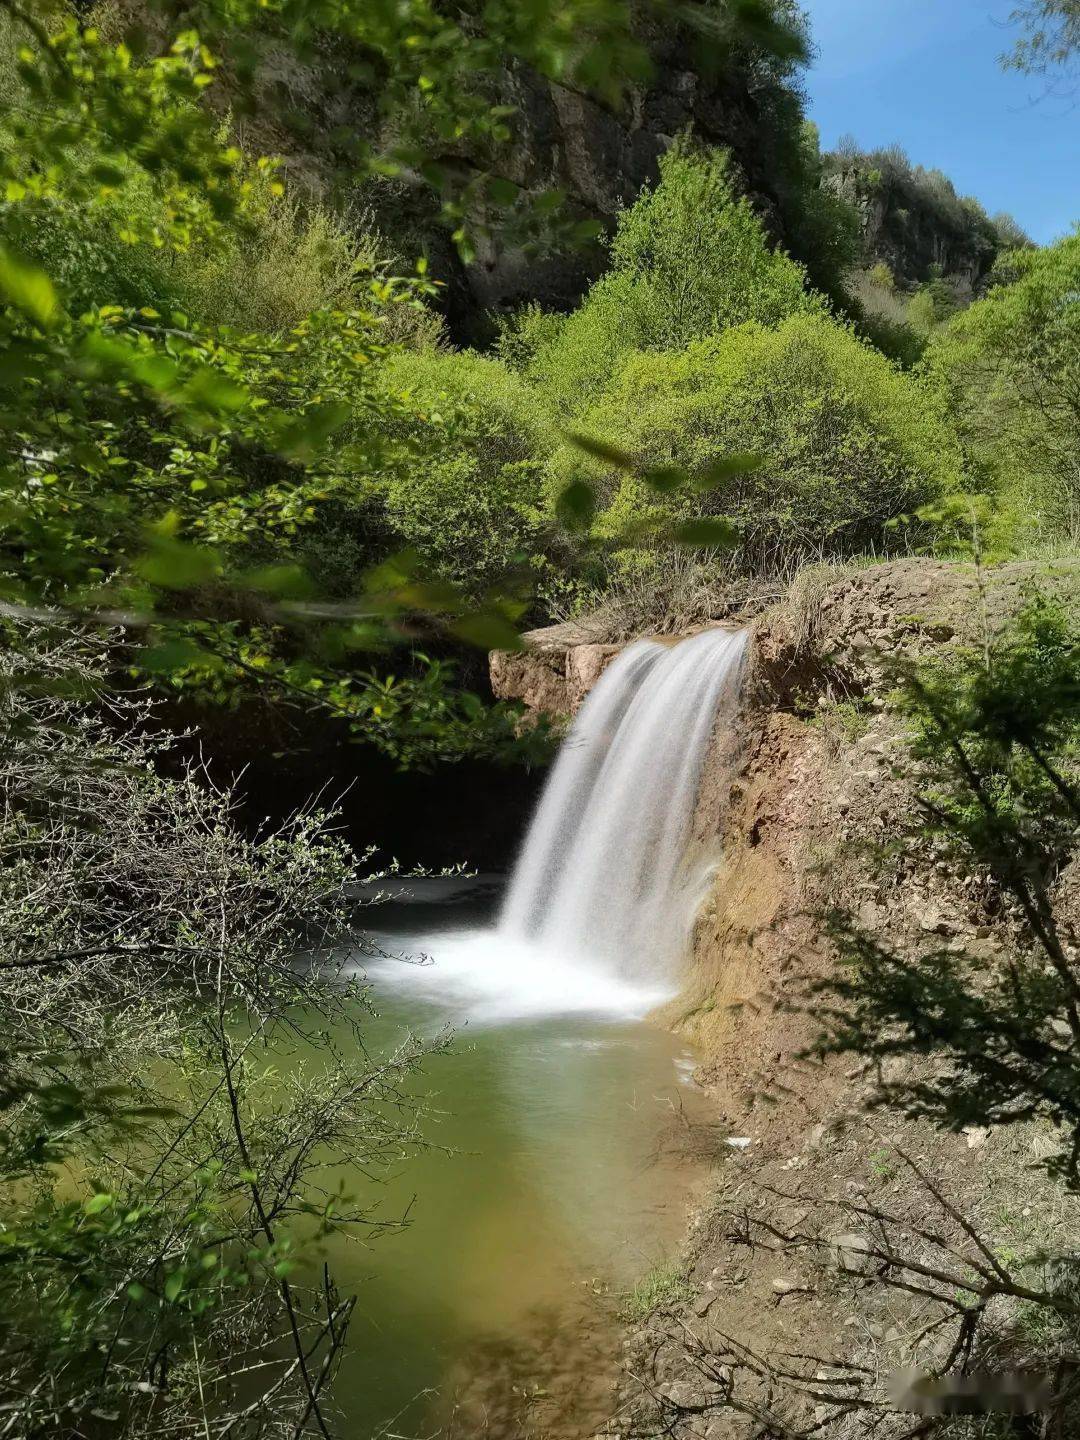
[367, 349, 556, 597]
[923, 232, 1080, 548]
[548, 311, 963, 573]
[494, 302, 568, 372]
[525, 146, 822, 416]
[845, 266, 928, 367]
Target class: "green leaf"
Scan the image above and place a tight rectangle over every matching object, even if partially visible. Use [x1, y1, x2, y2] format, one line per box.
[450, 613, 525, 651]
[672, 517, 741, 549]
[163, 1269, 186, 1303]
[567, 432, 635, 469]
[270, 401, 352, 462]
[555, 479, 595, 532]
[644, 466, 687, 494]
[242, 563, 315, 599]
[180, 366, 249, 415]
[136, 538, 219, 590]
[569, 218, 604, 243]
[83, 1192, 114, 1216]
[487, 176, 520, 206]
[0, 245, 60, 329]
[690, 453, 764, 491]
[138, 637, 208, 673]
[89, 161, 127, 187]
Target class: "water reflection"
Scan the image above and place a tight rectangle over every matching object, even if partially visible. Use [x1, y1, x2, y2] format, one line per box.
[313, 878, 715, 1438]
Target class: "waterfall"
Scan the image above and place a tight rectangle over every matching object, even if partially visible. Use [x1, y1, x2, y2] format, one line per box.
[364, 627, 747, 1022]
[500, 627, 748, 987]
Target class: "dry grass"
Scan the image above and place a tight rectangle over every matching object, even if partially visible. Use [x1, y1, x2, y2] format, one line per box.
[561, 548, 887, 646]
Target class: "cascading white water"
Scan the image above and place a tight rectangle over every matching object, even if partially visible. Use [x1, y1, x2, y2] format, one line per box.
[500, 627, 748, 986]
[365, 627, 747, 1022]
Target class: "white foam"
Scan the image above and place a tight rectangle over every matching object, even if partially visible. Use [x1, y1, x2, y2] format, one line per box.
[361, 927, 673, 1026]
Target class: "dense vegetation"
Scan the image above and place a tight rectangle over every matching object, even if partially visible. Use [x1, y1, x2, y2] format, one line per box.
[3, 0, 1080, 1434]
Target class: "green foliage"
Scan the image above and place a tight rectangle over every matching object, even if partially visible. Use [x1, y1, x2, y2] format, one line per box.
[90, 0, 809, 267]
[808, 593, 1080, 1185]
[1005, 1, 1080, 76]
[924, 233, 1080, 548]
[912, 269, 962, 327]
[869, 262, 896, 292]
[826, 140, 1012, 255]
[844, 265, 930, 368]
[781, 119, 862, 304]
[622, 1257, 694, 1320]
[548, 311, 961, 574]
[0, 6, 535, 767]
[0, 632, 432, 1435]
[494, 302, 567, 373]
[524, 147, 822, 416]
[369, 348, 555, 598]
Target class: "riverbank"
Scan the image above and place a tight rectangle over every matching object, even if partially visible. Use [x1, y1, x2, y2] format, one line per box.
[492, 557, 1080, 1439]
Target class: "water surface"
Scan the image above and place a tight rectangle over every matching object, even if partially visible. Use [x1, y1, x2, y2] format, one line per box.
[319, 877, 714, 1438]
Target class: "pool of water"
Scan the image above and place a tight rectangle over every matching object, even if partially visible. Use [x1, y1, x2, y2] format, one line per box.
[313, 877, 716, 1438]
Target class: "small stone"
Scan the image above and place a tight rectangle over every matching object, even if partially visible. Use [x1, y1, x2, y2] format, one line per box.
[964, 1125, 990, 1149]
[1032, 1132, 1060, 1161]
[771, 1276, 804, 1296]
[829, 1231, 876, 1276]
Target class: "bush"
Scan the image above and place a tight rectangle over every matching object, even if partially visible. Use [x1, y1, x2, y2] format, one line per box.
[367, 349, 556, 597]
[549, 311, 963, 573]
[923, 232, 1080, 549]
[845, 266, 929, 367]
[524, 147, 822, 416]
[0, 630, 429, 1437]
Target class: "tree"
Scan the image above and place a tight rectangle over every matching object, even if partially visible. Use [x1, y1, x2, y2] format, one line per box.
[0, 626, 436, 1436]
[809, 593, 1080, 1185]
[923, 233, 1080, 546]
[1006, 1, 1080, 79]
[524, 146, 822, 417]
[546, 310, 962, 576]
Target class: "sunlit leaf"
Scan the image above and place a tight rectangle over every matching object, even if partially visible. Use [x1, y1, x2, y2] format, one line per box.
[690, 452, 764, 491]
[644, 465, 686, 494]
[163, 1269, 186, 1303]
[450, 613, 525, 651]
[0, 245, 59, 330]
[136, 538, 219, 590]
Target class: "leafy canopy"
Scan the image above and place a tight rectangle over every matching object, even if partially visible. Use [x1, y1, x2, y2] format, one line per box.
[523, 146, 822, 416]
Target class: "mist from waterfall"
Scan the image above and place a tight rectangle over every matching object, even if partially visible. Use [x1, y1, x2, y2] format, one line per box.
[365, 628, 747, 1022]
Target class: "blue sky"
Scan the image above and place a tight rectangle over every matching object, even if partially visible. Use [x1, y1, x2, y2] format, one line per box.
[802, 0, 1080, 244]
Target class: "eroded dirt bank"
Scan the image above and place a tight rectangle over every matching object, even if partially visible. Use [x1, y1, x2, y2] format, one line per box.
[492, 559, 1080, 1439]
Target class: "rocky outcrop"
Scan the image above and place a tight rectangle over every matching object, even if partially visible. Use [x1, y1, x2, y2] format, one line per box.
[493, 559, 1080, 721]
[173, 1, 816, 340]
[490, 621, 625, 715]
[579, 557, 1080, 1439]
[824, 159, 1008, 294]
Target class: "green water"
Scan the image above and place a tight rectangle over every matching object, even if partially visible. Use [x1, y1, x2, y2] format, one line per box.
[313, 879, 714, 1439]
